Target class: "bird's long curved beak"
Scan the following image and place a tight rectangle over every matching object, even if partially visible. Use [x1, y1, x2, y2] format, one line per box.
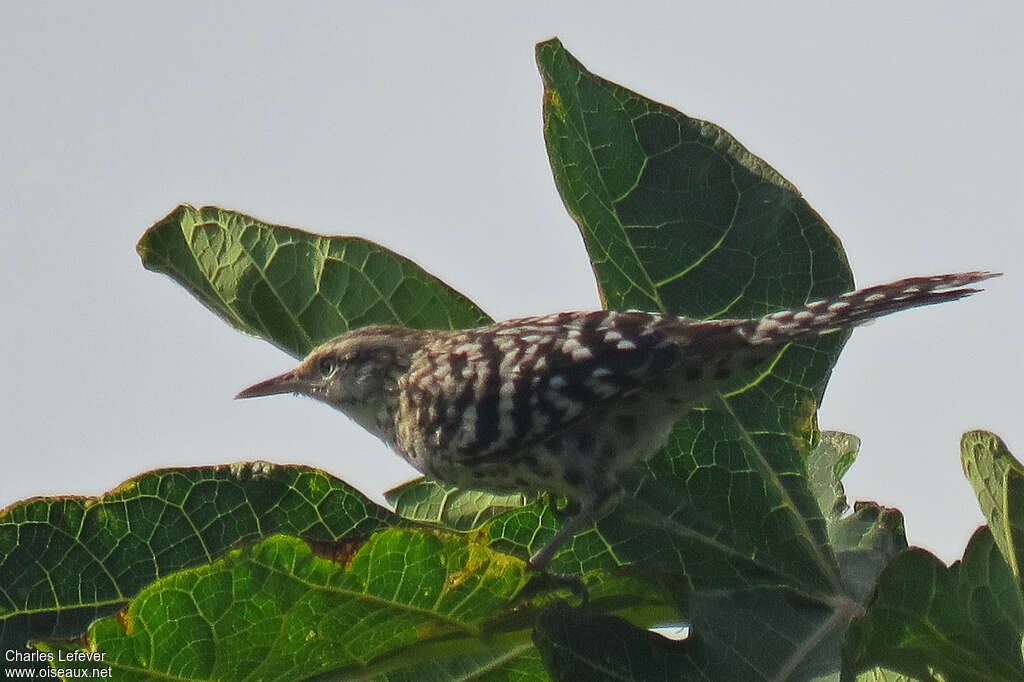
[235, 371, 303, 399]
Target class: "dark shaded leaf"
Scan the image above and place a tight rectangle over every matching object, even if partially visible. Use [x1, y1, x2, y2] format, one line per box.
[843, 535, 1024, 682]
[533, 601, 708, 681]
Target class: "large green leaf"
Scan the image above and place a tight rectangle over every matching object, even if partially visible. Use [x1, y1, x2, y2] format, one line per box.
[0, 464, 394, 652]
[35, 531, 536, 680]
[846, 430, 1024, 679]
[533, 37, 854, 596]
[138, 204, 491, 358]
[843, 533, 1024, 682]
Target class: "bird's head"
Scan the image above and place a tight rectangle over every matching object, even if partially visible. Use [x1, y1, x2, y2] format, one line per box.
[236, 325, 429, 437]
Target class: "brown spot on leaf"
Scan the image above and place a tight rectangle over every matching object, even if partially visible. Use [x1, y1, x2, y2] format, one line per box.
[308, 537, 365, 567]
[115, 606, 133, 636]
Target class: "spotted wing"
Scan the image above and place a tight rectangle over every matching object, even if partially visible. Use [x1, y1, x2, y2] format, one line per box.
[398, 310, 708, 462]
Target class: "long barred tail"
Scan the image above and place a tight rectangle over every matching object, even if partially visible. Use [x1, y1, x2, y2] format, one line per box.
[746, 271, 1000, 345]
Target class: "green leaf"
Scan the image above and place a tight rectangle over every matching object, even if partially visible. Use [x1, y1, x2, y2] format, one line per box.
[961, 430, 1024, 579]
[137, 204, 491, 358]
[952, 528, 1024, 670]
[535, 37, 853, 595]
[536, 591, 867, 682]
[536, 40, 852, 316]
[35, 531, 535, 681]
[692, 586, 864, 681]
[808, 431, 861, 524]
[830, 502, 907, 604]
[843, 533, 1024, 682]
[804, 432, 906, 602]
[385, 478, 529, 532]
[534, 601, 917, 682]
[0, 463, 395, 651]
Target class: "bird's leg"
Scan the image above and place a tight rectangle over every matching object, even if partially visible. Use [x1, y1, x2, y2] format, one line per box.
[516, 489, 617, 606]
[529, 488, 616, 570]
[529, 498, 597, 571]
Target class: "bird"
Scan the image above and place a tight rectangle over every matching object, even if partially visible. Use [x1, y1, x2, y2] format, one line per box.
[236, 271, 997, 572]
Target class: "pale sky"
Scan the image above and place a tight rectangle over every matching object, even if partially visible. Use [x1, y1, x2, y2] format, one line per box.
[2, 2, 1021, 564]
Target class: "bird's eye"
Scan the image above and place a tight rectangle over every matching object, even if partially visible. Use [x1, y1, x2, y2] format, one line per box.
[318, 356, 336, 377]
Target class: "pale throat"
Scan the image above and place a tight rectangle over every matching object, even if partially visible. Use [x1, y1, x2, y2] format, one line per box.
[334, 389, 401, 447]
